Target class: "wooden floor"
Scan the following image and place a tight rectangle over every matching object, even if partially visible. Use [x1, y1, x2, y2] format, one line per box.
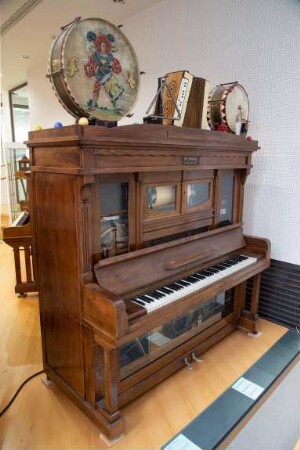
[0, 241, 288, 449]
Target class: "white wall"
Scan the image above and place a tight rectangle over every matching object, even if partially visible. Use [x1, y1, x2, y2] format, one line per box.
[28, 62, 74, 128]
[25, 0, 300, 264]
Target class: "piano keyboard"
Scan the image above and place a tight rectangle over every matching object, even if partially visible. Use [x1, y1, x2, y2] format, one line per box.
[12, 211, 30, 227]
[131, 254, 257, 313]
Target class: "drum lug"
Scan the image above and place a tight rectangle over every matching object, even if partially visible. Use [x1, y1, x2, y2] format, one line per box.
[46, 69, 64, 79]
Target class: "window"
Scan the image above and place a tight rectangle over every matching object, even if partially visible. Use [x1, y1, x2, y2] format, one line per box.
[9, 83, 29, 142]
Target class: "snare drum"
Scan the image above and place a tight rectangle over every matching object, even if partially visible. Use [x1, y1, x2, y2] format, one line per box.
[207, 82, 249, 133]
[48, 17, 140, 122]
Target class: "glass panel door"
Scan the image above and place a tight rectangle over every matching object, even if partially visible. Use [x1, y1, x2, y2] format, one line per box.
[120, 290, 233, 380]
[219, 172, 234, 225]
[144, 182, 180, 218]
[99, 182, 129, 259]
[183, 179, 212, 212]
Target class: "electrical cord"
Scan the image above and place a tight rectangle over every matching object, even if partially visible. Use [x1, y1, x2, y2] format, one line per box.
[0, 370, 44, 417]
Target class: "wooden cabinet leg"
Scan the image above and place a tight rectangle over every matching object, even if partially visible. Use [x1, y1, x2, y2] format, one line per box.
[233, 281, 247, 318]
[104, 348, 119, 414]
[83, 326, 96, 407]
[238, 274, 261, 333]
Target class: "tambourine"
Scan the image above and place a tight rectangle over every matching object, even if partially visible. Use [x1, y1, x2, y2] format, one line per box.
[207, 82, 249, 133]
[47, 17, 140, 122]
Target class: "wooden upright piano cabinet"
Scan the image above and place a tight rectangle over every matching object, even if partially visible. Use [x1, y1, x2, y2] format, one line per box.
[27, 125, 270, 440]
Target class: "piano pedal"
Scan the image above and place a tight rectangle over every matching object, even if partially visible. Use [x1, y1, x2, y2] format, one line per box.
[192, 352, 203, 363]
[183, 357, 193, 370]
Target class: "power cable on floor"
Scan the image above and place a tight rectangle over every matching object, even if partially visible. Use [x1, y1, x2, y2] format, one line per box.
[0, 370, 44, 417]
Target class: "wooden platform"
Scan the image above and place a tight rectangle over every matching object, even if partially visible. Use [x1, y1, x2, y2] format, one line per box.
[0, 242, 288, 449]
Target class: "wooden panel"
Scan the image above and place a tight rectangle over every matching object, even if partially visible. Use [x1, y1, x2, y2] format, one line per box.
[83, 284, 128, 340]
[142, 217, 212, 242]
[34, 172, 84, 396]
[184, 169, 214, 180]
[118, 323, 236, 407]
[32, 146, 80, 168]
[138, 171, 182, 182]
[94, 226, 246, 296]
[143, 209, 213, 233]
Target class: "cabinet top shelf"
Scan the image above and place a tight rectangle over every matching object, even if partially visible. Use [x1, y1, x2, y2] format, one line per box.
[27, 124, 258, 152]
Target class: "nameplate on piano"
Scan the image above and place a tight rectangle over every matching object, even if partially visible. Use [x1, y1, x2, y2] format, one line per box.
[182, 156, 200, 166]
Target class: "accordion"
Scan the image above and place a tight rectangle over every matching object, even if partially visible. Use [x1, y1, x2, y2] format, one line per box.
[153, 70, 210, 129]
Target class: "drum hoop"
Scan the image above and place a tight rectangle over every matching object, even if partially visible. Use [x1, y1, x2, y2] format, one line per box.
[48, 22, 88, 119]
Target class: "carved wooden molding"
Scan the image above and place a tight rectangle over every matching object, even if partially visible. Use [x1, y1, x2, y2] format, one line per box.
[0, 0, 42, 37]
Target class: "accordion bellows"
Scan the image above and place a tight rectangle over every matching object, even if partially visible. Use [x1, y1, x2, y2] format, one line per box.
[155, 70, 210, 129]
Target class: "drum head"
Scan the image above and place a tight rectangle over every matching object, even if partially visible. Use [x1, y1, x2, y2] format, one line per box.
[207, 83, 249, 132]
[49, 18, 140, 121]
[225, 84, 249, 131]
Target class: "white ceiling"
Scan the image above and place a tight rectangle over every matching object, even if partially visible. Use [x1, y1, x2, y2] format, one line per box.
[0, 0, 163, 91]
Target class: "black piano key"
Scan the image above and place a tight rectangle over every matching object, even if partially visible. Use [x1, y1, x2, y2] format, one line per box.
[147, 291, 164, 299]
[133, 298, 146, 306]
[158, 287, 173, 294]
[172, 283, 185, 290]
[185, 276, 198, 283]
[214, 264, 226, 271]
[176, 280, 191, 287]
[139, 295, 154, 303]
[224, 259, 236, 265]
[201, 270, 214, 276]
[188, 275, 202, 282]
[217, 262, 231, 268]
[193, 273, 207, 280]
[235, 255, 247, 261]
[183, 279, 193, 284]
[156, 289, 169, 297]
[173, 283, 183, 289]
[228, 260, 239, 265]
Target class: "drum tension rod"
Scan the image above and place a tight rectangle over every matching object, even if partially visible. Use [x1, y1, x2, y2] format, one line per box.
[46, 69, 63, 79]
[61, 17, 81, 30]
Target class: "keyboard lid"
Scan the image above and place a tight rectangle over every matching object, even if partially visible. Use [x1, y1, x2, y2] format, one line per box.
[94, 225, 246, 296]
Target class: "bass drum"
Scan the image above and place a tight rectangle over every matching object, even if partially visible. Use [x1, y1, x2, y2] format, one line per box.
[48, 17, 140, 122]
[207, 82, 249, 132]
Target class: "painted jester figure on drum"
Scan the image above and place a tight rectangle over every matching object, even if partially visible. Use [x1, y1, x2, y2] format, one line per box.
[84, 29, 125, 111]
